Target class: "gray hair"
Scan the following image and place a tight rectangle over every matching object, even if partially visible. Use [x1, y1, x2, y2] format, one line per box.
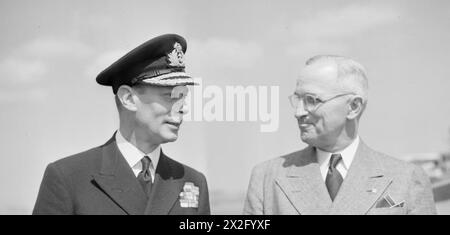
[305, 55, 369, 104]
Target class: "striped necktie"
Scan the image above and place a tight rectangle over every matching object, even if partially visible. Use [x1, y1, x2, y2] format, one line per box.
[325, 154, 343, 201]
[137, 156, 153, 196]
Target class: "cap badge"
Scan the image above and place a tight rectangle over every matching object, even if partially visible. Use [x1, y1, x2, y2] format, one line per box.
[167, 42, 185, 67]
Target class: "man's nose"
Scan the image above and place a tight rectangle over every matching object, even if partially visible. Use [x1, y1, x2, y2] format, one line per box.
[179, 99, 189, 114]
[170, 98, 188, 115]
[294, 101, 308, 118]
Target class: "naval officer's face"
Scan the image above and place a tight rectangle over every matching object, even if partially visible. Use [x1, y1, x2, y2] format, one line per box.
[293, 62, 353, 150]
[133, 85, 188, 144]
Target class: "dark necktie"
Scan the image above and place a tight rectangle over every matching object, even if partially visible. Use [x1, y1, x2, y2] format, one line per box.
[137, 156, 153, 197]
[325, 153, 343, 201]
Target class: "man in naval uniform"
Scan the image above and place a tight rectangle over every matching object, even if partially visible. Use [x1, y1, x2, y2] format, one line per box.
[33, 34, 210, 215]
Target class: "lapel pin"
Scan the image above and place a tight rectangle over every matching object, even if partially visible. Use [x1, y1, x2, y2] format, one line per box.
[367, 188, 377, 194]
[370, 175, 384, 178]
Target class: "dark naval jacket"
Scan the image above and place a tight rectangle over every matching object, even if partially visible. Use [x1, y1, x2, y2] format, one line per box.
[33, 135, 210, 215]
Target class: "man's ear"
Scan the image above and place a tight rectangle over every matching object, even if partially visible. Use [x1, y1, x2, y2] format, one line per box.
[347, 95, 364, 120]
[117, 85, 138, 111]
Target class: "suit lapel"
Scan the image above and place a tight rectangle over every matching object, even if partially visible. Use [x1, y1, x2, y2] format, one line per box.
[145, 151, 184, 215]
[92, 135, 148, 215]
[276, 147, 332, 214]
[330, 141, 392, 215]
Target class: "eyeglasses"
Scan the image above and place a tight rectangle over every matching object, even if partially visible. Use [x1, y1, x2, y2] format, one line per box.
[288, 93, 354, 112]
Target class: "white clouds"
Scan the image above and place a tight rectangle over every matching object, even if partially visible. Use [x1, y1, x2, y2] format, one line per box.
[0, 88, 48, 103]
[188, 38, 263, 71]
[0, 58, 47, 85]
[284, 4, 400, 58]
[292, 4, 399, 40]
[0, 37, 93, 103]
[84, 49, 128, 79]
[0, 37, 92, 86]
[285, 40, 349, 57]
[0, 57, 48, 102]
[21, 37, 92, 59]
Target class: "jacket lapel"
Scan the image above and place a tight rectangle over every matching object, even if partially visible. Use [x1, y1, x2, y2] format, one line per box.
[276, 147, 332, 214]
[329, 141, 392, 215]
[145, 151, 184, 215]
[92, 135, 148, 215]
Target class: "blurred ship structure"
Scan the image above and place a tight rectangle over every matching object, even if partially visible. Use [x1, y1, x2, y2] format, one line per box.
[409, 152, 450, 199]
[408, 129, 450, 214]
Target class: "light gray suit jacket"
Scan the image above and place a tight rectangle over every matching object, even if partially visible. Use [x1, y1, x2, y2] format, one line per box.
[243, 141, 436, 215]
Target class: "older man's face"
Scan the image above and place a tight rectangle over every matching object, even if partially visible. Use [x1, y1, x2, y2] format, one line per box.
[294, 62, 351, 149]
[133, 85, 188, 144]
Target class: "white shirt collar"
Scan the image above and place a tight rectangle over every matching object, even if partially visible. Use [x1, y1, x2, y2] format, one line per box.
[316, 136, 360, 179]
[115, 130, 161, 178]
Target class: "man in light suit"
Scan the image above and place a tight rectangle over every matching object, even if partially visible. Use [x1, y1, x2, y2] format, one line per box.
[244, 55, 436, 215]
[33, 34, 210, 215]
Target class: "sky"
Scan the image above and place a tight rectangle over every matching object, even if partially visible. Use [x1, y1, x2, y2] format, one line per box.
[0, 0, 449, 214]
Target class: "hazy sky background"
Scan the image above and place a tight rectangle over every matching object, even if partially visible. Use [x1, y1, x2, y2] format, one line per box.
[1, 0, 449, 214]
